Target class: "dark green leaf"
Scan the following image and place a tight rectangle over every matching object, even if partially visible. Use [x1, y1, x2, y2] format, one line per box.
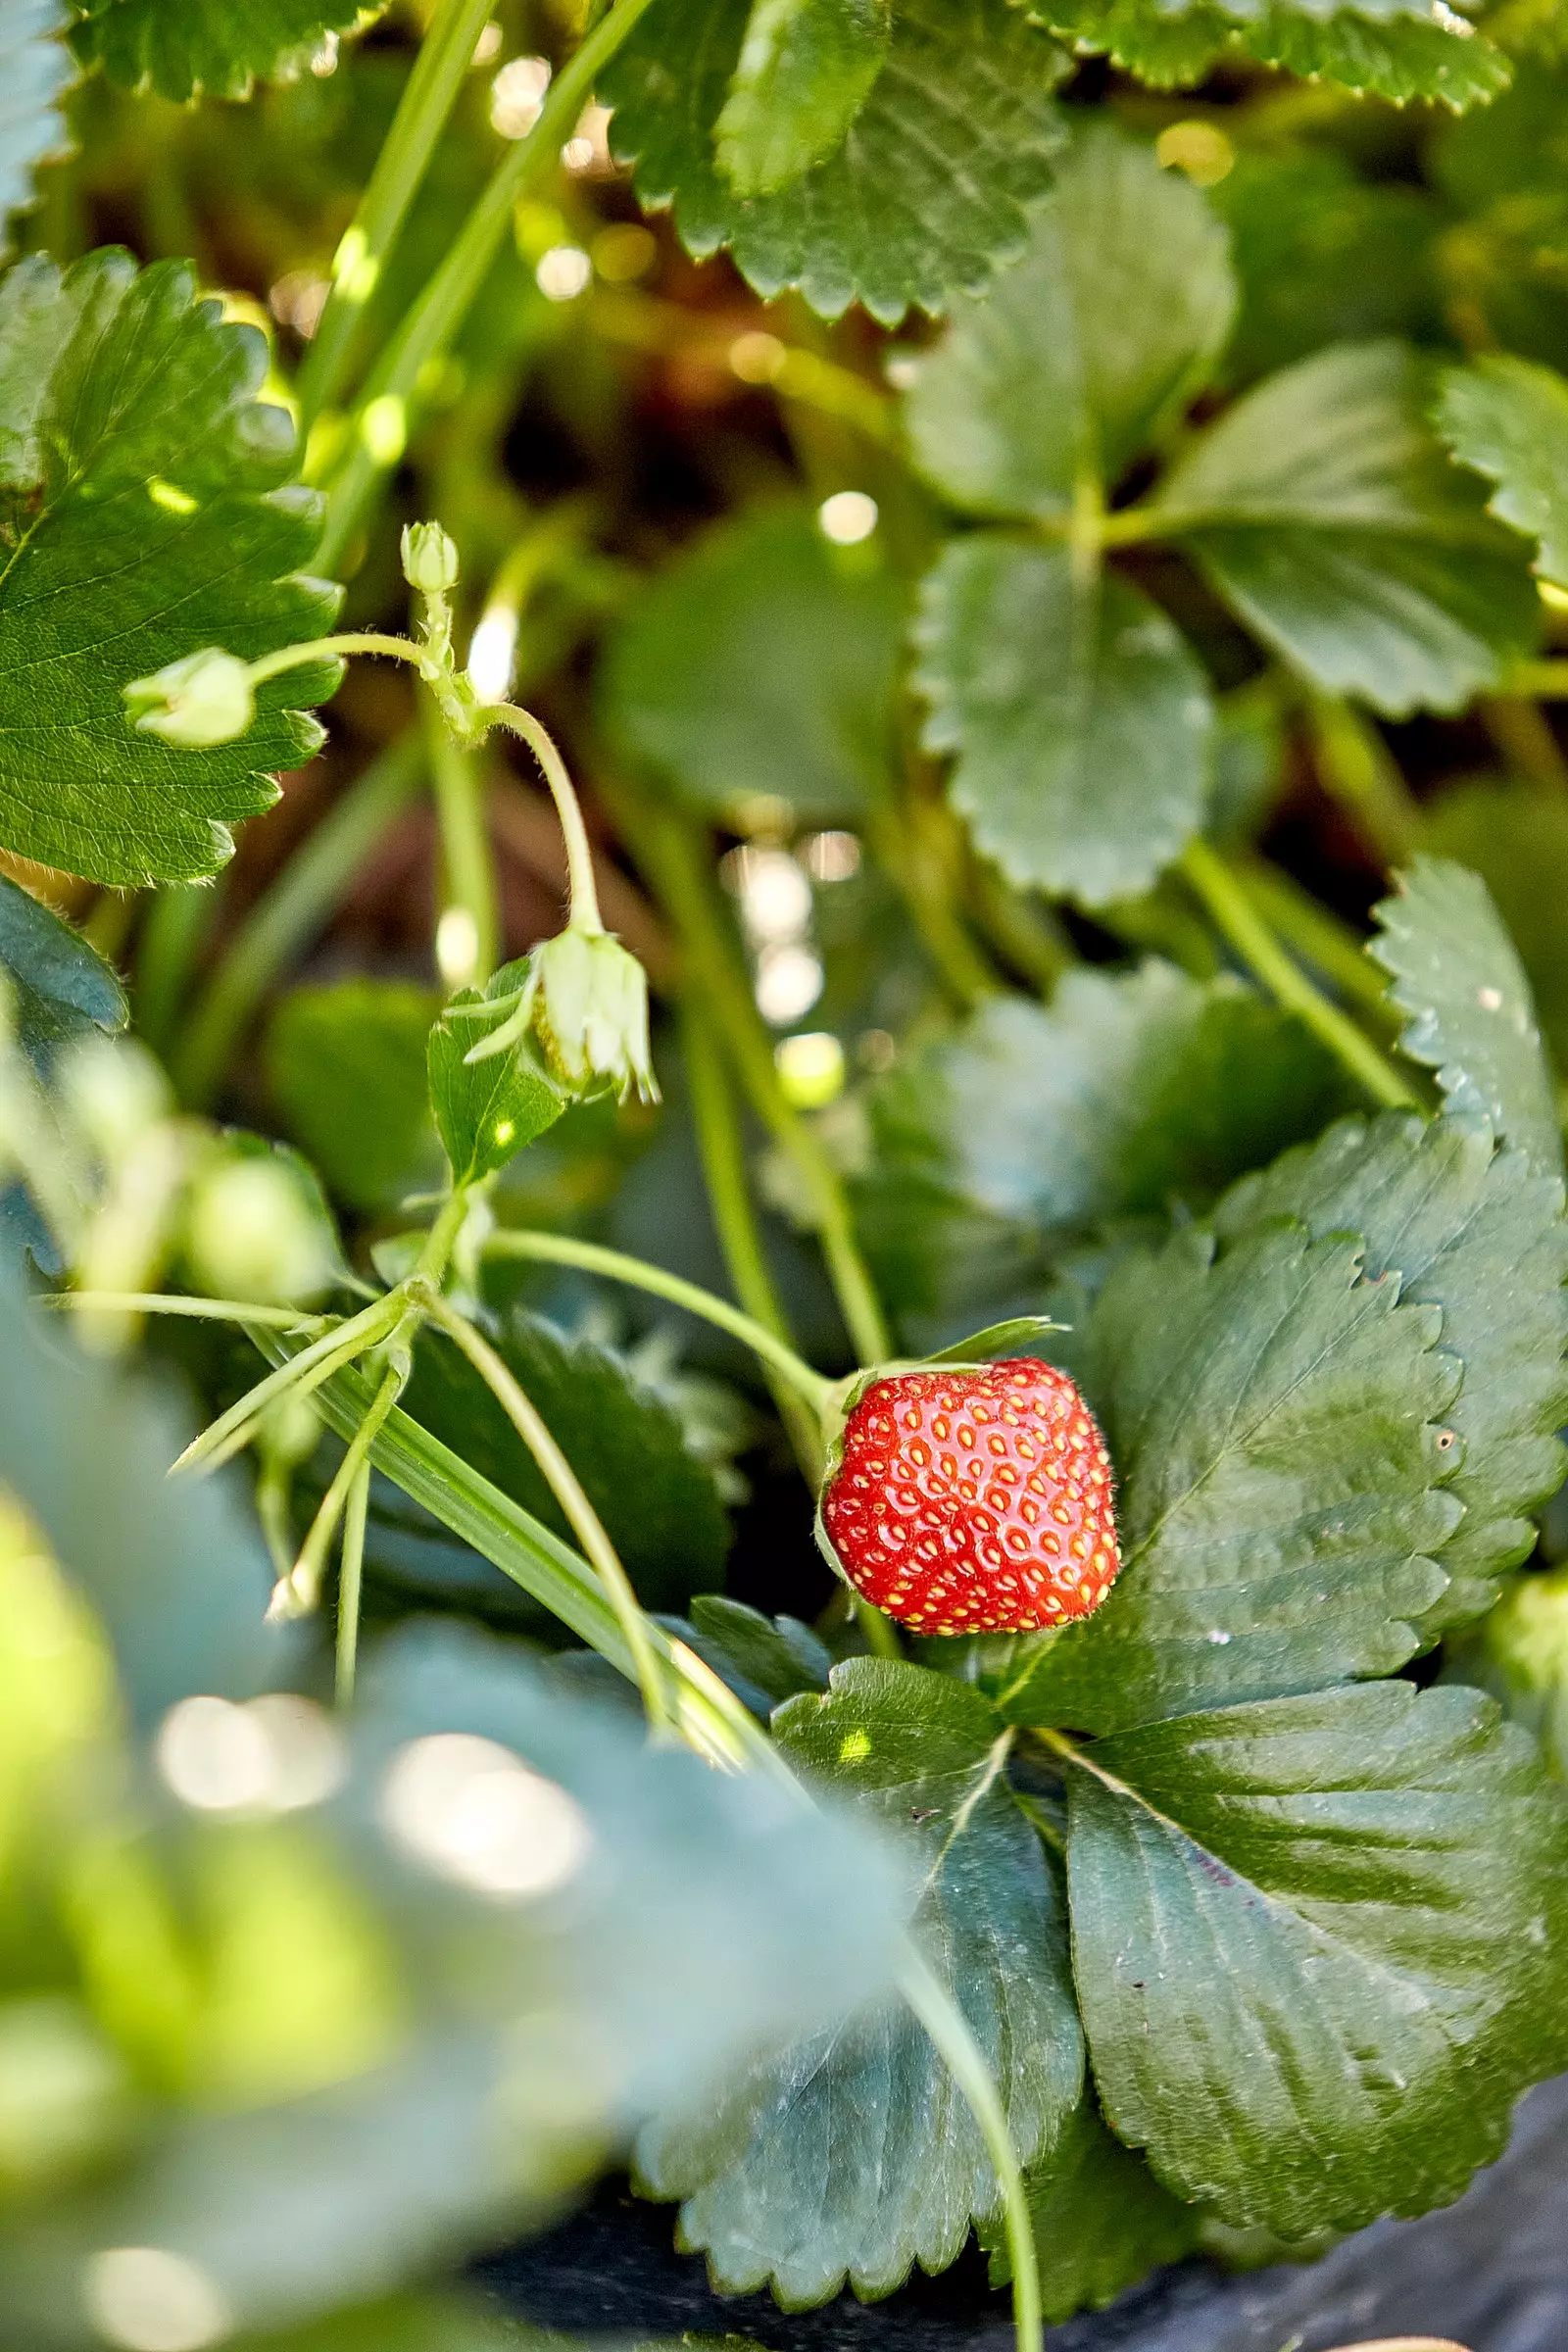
[913, 538, 1212, 906]
[70, 0, 379, 100]
[716, 0, 890, 197]
[0, 251, 340, 885]
[269, 980, 442, 1213]
[1436, 353, 1568, 587]
[0, 872, 126, 1070]
[1153, 341, 1540, 715]
[999, 1222, 1459, 1734]
[1421, 778, 1568, 1072]
[928, 1316, 1067, 1364]
[1062, 1682, 1568, 2234]
[1371, 855, 1562, 1175]
[670, 1593, 833, 1719]
[1, 0, 73, 246]
[599, 505, 906, 823]
[637, 1661, 1083, 2304]
[1218, 1110, 1568, 1632]
[603, 0, 1068, 325]
[978, 2090, 1200, 2314]
[426, 961, 566, 1188]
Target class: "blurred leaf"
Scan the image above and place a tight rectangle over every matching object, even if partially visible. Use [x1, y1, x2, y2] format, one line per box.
[903, 127, 1236, 517]
[913, 539, 1212, 906]
[668, 1593, 833, 1719]
[269, 981, 442, 1213]
[1206, 682, 1286, 845]
[637, 1660, 1083, 2304]
[998, 1222, 1459, 1735]
[1153, 341, 1540, 714]
[716, 0, 890, 197]
[0, 252, 339, 886]
[426, 963, 566, 1189]
[1436, 353, 1568, 587]
[1371, 854, 1562, 1175]
[1062, 1682, 1568, 2235]
[1448, 1562, 1568, 1775]
[978, 2089, 1200, 2313]
[0, 0, 73, 247]
[0, 876, 125, 1072]
[603, 0, 1068, 324]
[1218, 1110, 1568, 1632]
[1422, 778, 1568, 1071]
[600, 506, 906, 822]
[70, 0, 381, 100]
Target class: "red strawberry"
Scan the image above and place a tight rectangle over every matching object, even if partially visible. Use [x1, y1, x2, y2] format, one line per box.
[819, 1357, 1118, 1636]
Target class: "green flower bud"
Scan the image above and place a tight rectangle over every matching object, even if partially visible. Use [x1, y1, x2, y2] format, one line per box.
[401, 520, 461, 599]
[466, 930, 659, 1105]
[123, 649, 256, 749]
[184, 1154, 336, 1306]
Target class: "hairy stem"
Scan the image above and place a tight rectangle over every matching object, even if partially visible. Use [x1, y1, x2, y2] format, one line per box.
[484, 703, 605, 932]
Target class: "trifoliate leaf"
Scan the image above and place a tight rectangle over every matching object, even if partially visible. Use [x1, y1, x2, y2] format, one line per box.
[902, 127, 1236, 517]
[1218, 1112, 1568, 1632]
[1422, 779, 1568, 1073]
[1061, 1682, 1568, 2235]
[268, 980, 443, 1212]
[599, 505, 906, 823]
[1152, 341, 1540, 715]
[912, 538, 1212, 906]
[998, 1222, 1460, 1735]
[1436, 353, 1568, 587]
[0, 873, 125, 1070]
[1, 0, 73, 247]
[716, 0, 890, 197]
[1371, 855, 1562, 1176]
[872, 963, 1352, 1233]
[425, 961, 566, 1189]
[603, 0, 1068, 324]
[0, 251, 340, 886]
[978, 2089, 1200, 2314]
[70, 0, 379, 101]
[637, 1661, 1083, 2304]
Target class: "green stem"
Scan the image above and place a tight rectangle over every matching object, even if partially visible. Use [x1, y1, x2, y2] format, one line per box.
[172, 1291, 404, 1474]
[175, 735, 423, 1108]
[136, 884, 216, 1057]
[1227, 854, 1393, 1018]
[418, 1287, 672, 1737]
[245, 632, 428, 689]
[485, 703, 604, 931]
[1302, 692, 1420, 868]
[335, 1459, 370, 1707]
[297, 0, 497, 430]
[415, 1187, 473, 1286]
[425, 701, 500, 986]
[315, 0, 663, 572]
[48, 1292, 331, 1332]
[866, 803, 1000, 1011]
[281, 1358, 406, 1616]
[481, 1226, 838, 1421]
[1180, 838, 1419, 1112]
[1508, 662, 1568, 699]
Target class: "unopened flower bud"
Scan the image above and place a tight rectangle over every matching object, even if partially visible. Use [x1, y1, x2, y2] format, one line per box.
[184, 1154, 336, 1306]
[123, 649, 256, 749]
[466, 929, 659, 1105]
[401, 521, 461, 599]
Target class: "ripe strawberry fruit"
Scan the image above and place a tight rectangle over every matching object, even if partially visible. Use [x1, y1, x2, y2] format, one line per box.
[819, 1357, 1118, 1636]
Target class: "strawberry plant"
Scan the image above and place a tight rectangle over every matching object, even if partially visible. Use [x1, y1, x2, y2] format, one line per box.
[3, 2, 1568, 2347]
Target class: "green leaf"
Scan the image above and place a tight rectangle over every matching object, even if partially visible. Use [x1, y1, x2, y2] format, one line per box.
[1436, 353, 1568, 587]
[0, 873, 125, 1071]
[1421, 778, 1568, 1073]
[716, 0, 890, 197]
[912, 538, 1212, 906]
[603, 0, 1068, 325]
[0, 0, 74, 248]
[903, 127, 1236, 517]
[269, 980, 443, 1213]
[978, 2089, 1200, 2315]
[998, 1222, 1460, 1735]
[1034, 0, 1510, 103]
[1217, 1110, 1568, 1633]
[670, 1593, 833, 1719]
[399, 1304, 730, 1611]
[1033, 0, 1233, 88]
[0, 251, 340, 886]
[425, 961, 566, 1188]
[599, 505, 906, 823]
[1371, 854, 1563, 1176]
[637, 1661, 1083, 2304]
[872, 962, 1353, 1234]
[1153, 341, 1540, 715]
[70, 0, 379, 100]
[1061, 1682, 1568, 2235]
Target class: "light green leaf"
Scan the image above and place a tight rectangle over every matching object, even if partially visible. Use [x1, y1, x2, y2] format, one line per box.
[1153, 341, 1540, 714]
[1062, 1682, 1568, 2235]
[603, 0, 1068, 325]
[599, 505, 906, 822]
[903, 127, 1236, 517]
[425, 961, 565, 1189]
[70, 0, 379, 100]
[912, 538, 1212, 906]
[998, 1222, 1459, 1735]
[0, 251, 340, 886]
[1217, 1110, 1568, 1633]
[716, 0, 890, 197]
[637, 1660, 1083, 2304]
[1371, 855, 1563, 1176]
[1436, 353, 1568, 587]
[1421, 778, 1568, 1073]
[0, 0, 73, 247]
[978, 2090, 1200, 2315]
[269, 980, 442, 1213]
[0, 873, 125, 1071]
